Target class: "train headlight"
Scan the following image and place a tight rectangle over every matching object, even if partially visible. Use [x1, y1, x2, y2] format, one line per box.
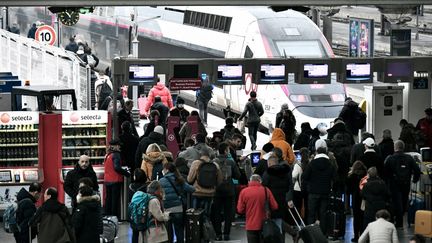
[290, 95, 309, 103]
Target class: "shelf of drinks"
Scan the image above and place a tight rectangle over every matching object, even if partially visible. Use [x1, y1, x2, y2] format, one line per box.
[62, 135, 106, 139]
[62, 124, 106, 128]
[0, 143, 39, 147]
[0, 129, 39, 133]
[0, 158, 39, 162]
[62, 156, 105, 160]
[62, 146, 106, 149]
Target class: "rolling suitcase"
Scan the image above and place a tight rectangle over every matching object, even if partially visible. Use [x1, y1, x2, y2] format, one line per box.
[137, 96, 147, 119]
[414, 210, 432, 238]
[185, 208, 204, 243]
[289, 206, 327, 243]
[325, 195, 346, 240]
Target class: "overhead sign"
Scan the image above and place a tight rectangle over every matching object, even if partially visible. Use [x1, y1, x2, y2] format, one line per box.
[62, 111, 108, 124]
[0, 111, 39, 125]
[35, 25, 57, 46]
[169, 78, 201, 91]
[349, 18, 374, 57]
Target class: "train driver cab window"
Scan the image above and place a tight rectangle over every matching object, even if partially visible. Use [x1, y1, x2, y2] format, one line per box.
[275, 40, 325, 58]
[244, 45, 254, 58]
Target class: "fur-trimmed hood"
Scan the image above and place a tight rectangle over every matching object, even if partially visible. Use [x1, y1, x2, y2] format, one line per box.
[77, 194, 100, 204]
[143, 151, 166, 165]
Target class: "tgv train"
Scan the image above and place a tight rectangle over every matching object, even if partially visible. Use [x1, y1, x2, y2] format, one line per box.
[9, 6, 346, 130]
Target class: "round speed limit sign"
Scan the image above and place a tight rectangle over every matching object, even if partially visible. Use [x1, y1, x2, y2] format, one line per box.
[35, 25, 57, 45]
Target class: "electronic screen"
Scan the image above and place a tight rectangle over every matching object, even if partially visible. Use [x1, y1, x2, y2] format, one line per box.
[128, 65, 155, 84]
[0, 171, 12, 182]
[413, 77, 428, 89]
[259, 64, 286, 84]
[174, 64, 199, 78]
[346, 63, 371, 81]
[250, 152, 261, 167]
[304, 64, 329, 78]
[386, 62, 412, 78]
[294, 150, 301, 161]
[421, 147, 431, 162]
[217, 64, 243, 83]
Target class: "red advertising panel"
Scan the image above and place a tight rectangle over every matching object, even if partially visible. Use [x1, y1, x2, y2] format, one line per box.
[169, 78, 201, 91]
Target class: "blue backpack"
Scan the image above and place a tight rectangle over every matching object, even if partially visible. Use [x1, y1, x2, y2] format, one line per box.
[128, 191, 155, 231]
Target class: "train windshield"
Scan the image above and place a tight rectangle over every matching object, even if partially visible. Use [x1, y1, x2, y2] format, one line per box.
[275, 41, 325, 58]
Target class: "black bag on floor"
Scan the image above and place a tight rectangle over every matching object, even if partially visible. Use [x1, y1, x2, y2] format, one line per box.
[262, 187, 283, 243]
[289, 207, 327, 243]
[325, 194, 346, 240]
[185, 208, 204, 243]
[100, 215, 118, 243]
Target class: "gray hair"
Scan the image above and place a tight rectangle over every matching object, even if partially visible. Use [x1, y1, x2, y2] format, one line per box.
[394, 140, 405, 152]
[250, 174, 262, 183]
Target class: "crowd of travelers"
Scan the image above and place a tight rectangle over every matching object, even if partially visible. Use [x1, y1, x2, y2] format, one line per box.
[9, 88, 432, 243]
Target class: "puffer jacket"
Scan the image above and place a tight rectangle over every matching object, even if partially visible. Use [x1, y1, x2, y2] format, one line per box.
[270, 128, 295, 164]
[141, 151, 167, 182]
[73, 194, 103, 243]
[160, 173, 195, 209]
[145, 82, 173, 112]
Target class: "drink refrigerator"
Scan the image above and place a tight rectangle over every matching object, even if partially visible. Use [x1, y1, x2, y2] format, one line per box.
[39, 111, 111, 207]
[0, 111, 44, 211]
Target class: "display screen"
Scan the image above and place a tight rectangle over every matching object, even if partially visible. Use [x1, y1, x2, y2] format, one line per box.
[413, 77, 428, 89]
[294, 151, 302, 161]
[128, 65, 155, 84]
[174, 64, 199, 78]
[304, 64, 329, 78]
[250, 152, 261, 167]
[260, 64, 286, 83]
[386, 62, 412, 78]
[217, 64, 243, 83]
[346, 63, 371, 81]
[0, 171, 12, 182]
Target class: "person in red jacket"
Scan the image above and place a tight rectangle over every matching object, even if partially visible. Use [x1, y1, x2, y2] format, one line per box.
[144, 81, 173, 115]
[416, 107, 432, 149]
[104, 139, 130, 218]
[237, 174, 278, 243]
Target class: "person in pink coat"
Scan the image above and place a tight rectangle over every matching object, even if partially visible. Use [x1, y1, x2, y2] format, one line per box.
[145, 81, 173, 115]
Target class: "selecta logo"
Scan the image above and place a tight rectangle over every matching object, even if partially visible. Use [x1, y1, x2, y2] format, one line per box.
[70, 112, 80, 122]
[0, 113, 10, 123]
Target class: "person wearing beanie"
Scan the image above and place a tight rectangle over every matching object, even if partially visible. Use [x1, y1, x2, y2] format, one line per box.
[221, 117, 242, 141]
[253, 143, 274, 176]
[169, 96, 190, 126]
[238, 91, 264, 150]
[150, 96, 170, 127]
[134, 126, 166, 170]
[303, 139, 336, 233]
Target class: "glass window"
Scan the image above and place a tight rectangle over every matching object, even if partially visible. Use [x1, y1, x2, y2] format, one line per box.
[275, 40, 324, 58]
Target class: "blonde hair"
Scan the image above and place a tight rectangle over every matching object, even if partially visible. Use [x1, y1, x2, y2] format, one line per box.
[146, 143, 162, 154]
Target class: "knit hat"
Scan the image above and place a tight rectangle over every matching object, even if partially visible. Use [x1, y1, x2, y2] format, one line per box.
[176, 97, 185, 104]
[315, 139, 327, 150]
[154, 126, 164, 135]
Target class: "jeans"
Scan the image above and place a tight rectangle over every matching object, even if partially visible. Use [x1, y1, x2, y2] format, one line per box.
[193, 196, 213, 218]
[248, 122, 260, 149]
[211, 196, 234, 237]
[198, 101, 209, 124]
[167, 212, 185, 243]
[307, 193, 329, 234]
[247, 230, 262, 243]
[105, 182, 122, 218]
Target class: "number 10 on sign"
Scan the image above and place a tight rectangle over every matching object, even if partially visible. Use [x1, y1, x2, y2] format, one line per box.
[35, 25, 57, 46]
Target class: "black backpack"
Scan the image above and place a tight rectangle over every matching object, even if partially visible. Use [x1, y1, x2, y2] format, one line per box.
[97, 80, 112, 109]
[393, 159, 412, 185]
[353, 108, 366, 130]
[197, 160, 218, 188]
[214, 158, 233, 193]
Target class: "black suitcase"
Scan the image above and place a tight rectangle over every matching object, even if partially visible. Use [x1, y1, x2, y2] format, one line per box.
[289, 207, 327, 243]
[185, 208, 204, 243]
[325, 195, 346, 239]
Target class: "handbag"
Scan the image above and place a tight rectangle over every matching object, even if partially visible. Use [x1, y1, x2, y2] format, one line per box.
[147, 221, 168, 243]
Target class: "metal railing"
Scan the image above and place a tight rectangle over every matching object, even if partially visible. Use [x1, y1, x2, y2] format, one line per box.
[0, 29, 91, 110]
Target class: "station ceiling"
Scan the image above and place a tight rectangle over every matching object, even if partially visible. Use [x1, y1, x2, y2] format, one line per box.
[2, 0, 431, 6]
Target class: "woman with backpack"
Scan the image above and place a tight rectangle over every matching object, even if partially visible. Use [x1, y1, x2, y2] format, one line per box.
[128, 168, 149, 243]
[160, 163, 195, 243]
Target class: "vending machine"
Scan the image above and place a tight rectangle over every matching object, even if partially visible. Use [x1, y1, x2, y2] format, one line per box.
[59, 111, 111, 207]
[0, 111, 44, 211]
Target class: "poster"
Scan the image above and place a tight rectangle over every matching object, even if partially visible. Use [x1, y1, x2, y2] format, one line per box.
[349, 18, 374, 57]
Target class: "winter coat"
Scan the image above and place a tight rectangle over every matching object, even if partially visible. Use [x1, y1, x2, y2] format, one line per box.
[178, 146, 201, 168]
[238, 99, 264, 124]
[294, 130, 311, 150]
[359, 218, 399, 243]
[176, 160, 190, 180]
[179, 120, 207, 143]
[104, 151, 129, 183]
[213, 154, 241, 197]
[360, 150, 384, 178]
[15, 188, 37, 237]
[64, 164, 99, 208]
[361, 177, 391, 225]
[262, 164, 293, 220]
[328, 135, 352, 188]
[276, 111, 296, 144]
[339, 100, 363, 136]
[72, 195, 103, 243]
[384, 151, 421, 190]
[237, 181, 278, 230]
[417, 117, 432, 149]
[119, 132, 139, 170]
[270, 128, 295, 164]
[128, 182, 148, 202]
[399, 124, 418, 152]
[197, 82, 213, 103]
[160, 173, 195, 209]
[143, 198, 170, 243]
[169, 107, 190, 126]
[65, 42, 79, 53]
[135, 132, 166, 169]
[151, 101, 170, 126]
[187, 157, 223, 197]
[379, 138, 394, 161]
[303, 154, 336, 195]
[141, 151, 167, 182]
[28, 198, 75, 243]
[117, 108, 138, 136]
[347, 171, 367, 215]
[145, 82, 173, 113]
[350, 143, 381, 165]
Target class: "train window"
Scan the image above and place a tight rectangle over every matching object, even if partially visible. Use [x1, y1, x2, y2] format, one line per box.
[275, 40, 324, 58]
[214, 16, 221, 29]
[208, 14, 215, 29]
[244, 46, 254, 58]
[310, 95, 331, 102]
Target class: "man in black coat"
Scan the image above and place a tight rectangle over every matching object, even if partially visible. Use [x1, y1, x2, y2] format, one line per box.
[360, 138, 384, 177]
[379, 129, 394, 161]
[134, 125, 166, 169]
[14, 182, 42, 243]
[64, 155, 99, 210]
[350, 132, 381, 164]
[151, 96, 169, 127]
[119, 121, 139, 172]
[118, 100, 138, 136]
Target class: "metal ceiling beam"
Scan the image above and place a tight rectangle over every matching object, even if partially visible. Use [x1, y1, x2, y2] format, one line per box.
[1, 0, 431, 6]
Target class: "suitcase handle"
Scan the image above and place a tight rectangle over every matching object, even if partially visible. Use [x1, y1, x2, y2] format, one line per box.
[288, 206, 306, 230]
